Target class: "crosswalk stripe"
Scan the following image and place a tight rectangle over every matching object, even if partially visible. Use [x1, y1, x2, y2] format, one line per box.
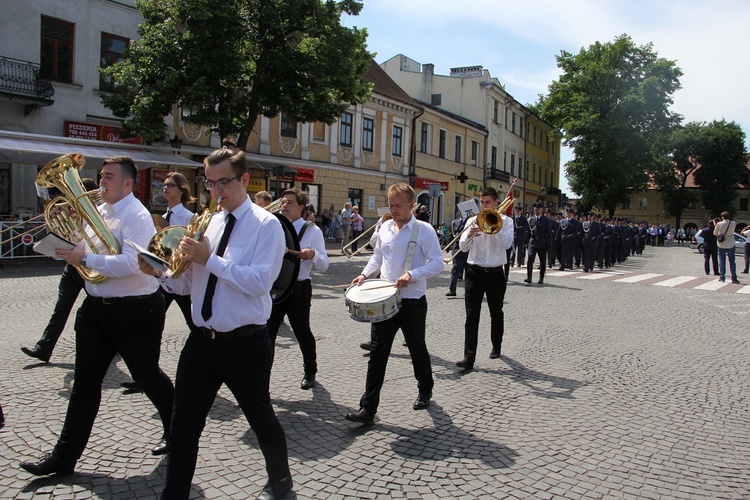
[654, 276, 701, 287]
[693, 280, 730, 291]
[736, 286, 750, 294]
[577, 273, 614, 280]
[613, 273, 664, 283]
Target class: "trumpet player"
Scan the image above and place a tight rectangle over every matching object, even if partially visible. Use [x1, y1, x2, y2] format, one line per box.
[20, 156, 175, 476]
[455, 188, 514, 370]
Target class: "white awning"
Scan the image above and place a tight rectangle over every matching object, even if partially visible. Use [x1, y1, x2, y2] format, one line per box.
[0, 134, 202, 170]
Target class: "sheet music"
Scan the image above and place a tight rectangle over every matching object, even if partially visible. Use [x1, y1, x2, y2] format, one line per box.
[124, 239, 170, 273]
[32, 233, 76, 258]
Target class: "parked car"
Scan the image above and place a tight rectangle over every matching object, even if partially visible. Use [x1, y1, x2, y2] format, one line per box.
[691, 231, 746, 253]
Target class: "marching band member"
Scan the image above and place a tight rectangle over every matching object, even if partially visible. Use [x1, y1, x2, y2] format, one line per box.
[21, 156, 175, 475]
[140, 146, 292, 499]
[455, 188, 514, 370]
[345, 183, 443, 425]
[267, 188, 329, 390]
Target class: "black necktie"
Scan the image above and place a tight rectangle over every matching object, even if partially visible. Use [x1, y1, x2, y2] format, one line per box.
[165, 210, 172, 224]
[200, 213, 236, 321]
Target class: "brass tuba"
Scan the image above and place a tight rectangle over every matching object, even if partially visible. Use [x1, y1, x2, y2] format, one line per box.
[147, 196, 221, 278]
[36, 154, 120, 284]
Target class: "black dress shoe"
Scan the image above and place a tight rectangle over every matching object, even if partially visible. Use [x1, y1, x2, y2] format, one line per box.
[257, 475, 293, 500]
[359, 341, 371, 351]
[523, 278, 531, 284]
[121, 380, 143, 393]
[151, 438, 169, 456]
[445, 290, 456, 296]
[489, 349, 501, 359]
[20, 453, 74, 476]
[537, 279, 544, 284]
[345, 408, 374, 425]
[20, 346, 51, 363]
[455, 359, 474, 370]
[300, 373, 315, 390]
[413, 392, 431, 410]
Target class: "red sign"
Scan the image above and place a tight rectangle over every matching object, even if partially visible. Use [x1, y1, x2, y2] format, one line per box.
[22, 234, 34, 245]
[64, 121, 141, 144]
[415, 178, 449, 191]
[293, 167, 314, 183]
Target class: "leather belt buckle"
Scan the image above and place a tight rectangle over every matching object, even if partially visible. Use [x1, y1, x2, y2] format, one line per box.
[200, 327, 217, 339]
[102, 297, 115, 305]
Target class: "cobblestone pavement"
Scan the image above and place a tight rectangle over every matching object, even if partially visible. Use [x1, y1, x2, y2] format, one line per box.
[0, 245, 748, 498]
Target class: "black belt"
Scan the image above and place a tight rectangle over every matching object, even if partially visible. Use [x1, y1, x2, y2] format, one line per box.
[197, 324, 265, 340]
[88, 291, 160, 306]
[467, 263, 504, 273]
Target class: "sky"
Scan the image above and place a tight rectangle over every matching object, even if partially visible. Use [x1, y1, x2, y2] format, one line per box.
[342, 0, 750, 197]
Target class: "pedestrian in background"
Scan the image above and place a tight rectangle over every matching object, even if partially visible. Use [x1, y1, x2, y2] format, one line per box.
[714, 211, 739, 284]
[741, 225, 750, 274]
[700, 220, 719, 276]
[350, 206, 364, 252]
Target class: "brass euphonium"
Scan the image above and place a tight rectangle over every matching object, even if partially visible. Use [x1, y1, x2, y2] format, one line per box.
[147, 196, 222, 278]
[36, 154, 120, 284]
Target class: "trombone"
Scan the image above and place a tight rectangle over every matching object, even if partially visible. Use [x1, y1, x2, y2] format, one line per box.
[0, 214, 47, 245]
[443, 179, 517, 263]
[344, 203, 423, 258]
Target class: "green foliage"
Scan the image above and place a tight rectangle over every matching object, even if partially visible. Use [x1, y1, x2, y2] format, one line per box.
[100, 0, 373, 147]
[691, 120, 748, 217]
[537, 34, 682, 215]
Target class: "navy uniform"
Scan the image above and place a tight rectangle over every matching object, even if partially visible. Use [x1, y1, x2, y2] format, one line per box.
[558, 209, 580, 270]
[546, 209, 560, 269]
[581, 212, 601, 272]
[525, 202, 552, 284]
[513, 207, 529, 267]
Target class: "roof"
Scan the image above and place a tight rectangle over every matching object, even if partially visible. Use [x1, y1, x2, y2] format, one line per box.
[364, 59, 420, 109]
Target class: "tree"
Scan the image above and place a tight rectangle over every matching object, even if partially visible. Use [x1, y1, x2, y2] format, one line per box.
[537, 34, 682, 216]
[101, 0, 373, 148]
[652, 123, 703, 228]
[692, 120, 748, 218]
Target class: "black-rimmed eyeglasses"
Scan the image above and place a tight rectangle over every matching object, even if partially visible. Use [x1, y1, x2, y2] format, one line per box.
[204, 175, 241, 190]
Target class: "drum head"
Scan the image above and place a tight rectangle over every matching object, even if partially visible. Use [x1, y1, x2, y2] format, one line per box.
[346, 279, 397, 303]
[270, 213, 300, 304]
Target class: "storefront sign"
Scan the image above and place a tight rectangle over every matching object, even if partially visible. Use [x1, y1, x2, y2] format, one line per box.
[292, 167, 314, 183]
[64, 121, 141, 144]
[246, 178, 266, 191]
[151, 170, 169, 208]
[415, 178, 448, 191]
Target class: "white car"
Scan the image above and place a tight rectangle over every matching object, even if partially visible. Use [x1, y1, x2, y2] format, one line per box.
[690, 230, 747, 254]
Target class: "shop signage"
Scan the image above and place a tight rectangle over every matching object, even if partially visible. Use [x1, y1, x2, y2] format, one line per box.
[64, 121, 141, 144]
[415, 178, 448, 191]
[246, 178, 266, 191]
[280, 167, 315, 182]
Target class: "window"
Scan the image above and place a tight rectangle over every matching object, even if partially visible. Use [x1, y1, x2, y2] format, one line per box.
[505, 108, 509, 130]
[550, 171, 554, 188]
[454, 135, 462, 163]
[312, 122, 326, 142]
[491, 147, 497, 169]
[362, 117, 374, 151]
[512, 112, 516, 133]
[519, 161, 524, 180]
[391, 125, 403, 157]
[533, 164, 536, 183]
[510, 154, 515, 176]
[41, 16, 74, 82]
[301, 183, 321, 214]
[526, 161, 530, 180]
[99, 32, 128, 92]
[740, 198, 749, 211]
[638, 198, 648, 211]
[503, 151, 507, 170]
[471, 141, 478, 166]
[420, 123, 429, 154]
[431, 94, 441, 106]
[339, 112, 353, 146]
[438, 130, 446, 159]
[519, 117, 524, 138]
[348, 188, 362, 212]
[493, 100, 499, 123]
[280, 113, 297, 138]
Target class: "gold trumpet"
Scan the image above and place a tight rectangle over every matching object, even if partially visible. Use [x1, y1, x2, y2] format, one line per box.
[147, 196, 222, 278]
[344, 203, 423, 258]
[443, 181, 517, 263]
[34, 154, 120, 284]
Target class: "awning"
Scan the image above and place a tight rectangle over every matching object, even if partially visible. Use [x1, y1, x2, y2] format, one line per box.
[246, 160, 298, 176]
[0, 136, 203, 170]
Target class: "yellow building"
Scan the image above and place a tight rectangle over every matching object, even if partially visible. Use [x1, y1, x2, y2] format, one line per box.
[523, 111, 561, 213]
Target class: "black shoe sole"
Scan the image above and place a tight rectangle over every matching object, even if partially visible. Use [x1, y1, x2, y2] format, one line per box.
[345, 414, 374, 425]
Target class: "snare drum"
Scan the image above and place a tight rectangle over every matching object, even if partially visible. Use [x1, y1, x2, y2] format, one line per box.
[344, 279, 400, 323]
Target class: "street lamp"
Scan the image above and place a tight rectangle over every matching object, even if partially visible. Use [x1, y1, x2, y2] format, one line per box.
[408, 166, 417, 187]
[169, 135, 183, 150]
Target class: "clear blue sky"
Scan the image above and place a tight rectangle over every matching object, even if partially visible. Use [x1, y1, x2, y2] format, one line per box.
[343, 0, 750, 197]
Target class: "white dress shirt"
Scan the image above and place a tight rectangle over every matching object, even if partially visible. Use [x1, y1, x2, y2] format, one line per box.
[293, 218, 329, 281]
[162, 196, 284, 331]
[164, 204, 193, 227]
[83, 192, 159, 298]
[361, 215, 444, 300]
[459, 213, 514, 267]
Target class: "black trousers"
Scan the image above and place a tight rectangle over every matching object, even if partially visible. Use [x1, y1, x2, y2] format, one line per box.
[515, 241, 526, 266]
[54, 292, 173, 463]
[163, 290, 197, 333]
[704, 247, 719, 275]
[448, 251, 468, 292]
[162, 327, 289, 499]
[527, 246, 548, 281]
[560, 239, 575, 269]
[360, 296, 433, 414]
[463, 265, 507, 362]
[582, 241, 597, 271]
[36, 264, 85, 355]
[267, 279, 317, 374]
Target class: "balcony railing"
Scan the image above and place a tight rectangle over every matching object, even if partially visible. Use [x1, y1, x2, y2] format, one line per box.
[0, 56, 55, 100]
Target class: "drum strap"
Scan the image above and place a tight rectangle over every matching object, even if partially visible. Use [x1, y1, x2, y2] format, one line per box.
[404, 221, 420, 274]
[297, 221, 314, 241]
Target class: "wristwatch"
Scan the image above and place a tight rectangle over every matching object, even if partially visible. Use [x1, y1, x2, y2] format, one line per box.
[80, 254, 87, 267]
